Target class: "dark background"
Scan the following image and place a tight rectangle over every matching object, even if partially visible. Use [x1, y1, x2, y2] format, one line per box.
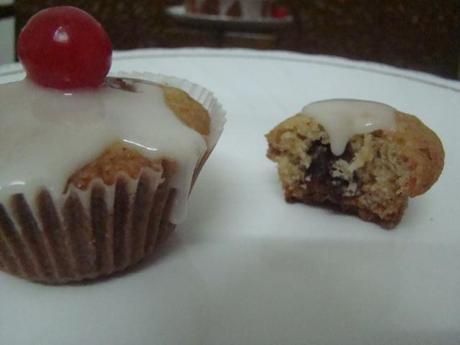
[2, 0, 459, 79]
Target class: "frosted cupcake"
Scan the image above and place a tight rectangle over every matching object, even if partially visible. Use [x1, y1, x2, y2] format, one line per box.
[0, 7, 225, 283]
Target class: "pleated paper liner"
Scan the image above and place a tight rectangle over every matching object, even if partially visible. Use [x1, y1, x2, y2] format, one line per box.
[0, 166, 176, 284]
[114, 71, 226, 153]
[0, 73, 226, 283]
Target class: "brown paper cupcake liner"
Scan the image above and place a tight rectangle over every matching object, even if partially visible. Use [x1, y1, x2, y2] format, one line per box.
[0, 168, 177, 284]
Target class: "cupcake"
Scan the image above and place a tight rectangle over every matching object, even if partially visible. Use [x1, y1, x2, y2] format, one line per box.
[266, 99, 444, 228]
[0, 7, 225, 283]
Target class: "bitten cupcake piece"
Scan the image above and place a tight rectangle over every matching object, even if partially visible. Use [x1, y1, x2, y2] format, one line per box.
[266, 99, 444, 228]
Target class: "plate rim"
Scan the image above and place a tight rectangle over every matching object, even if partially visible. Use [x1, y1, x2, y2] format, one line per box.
[165, 4, 294, 25]
[1, 48, 459, 93]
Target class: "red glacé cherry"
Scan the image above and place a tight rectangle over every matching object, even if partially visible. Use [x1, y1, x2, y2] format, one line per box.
[18, 6, 112, 90]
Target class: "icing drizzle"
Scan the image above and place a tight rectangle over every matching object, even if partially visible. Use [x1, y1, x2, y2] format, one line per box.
[302, 99, 397, 156]
[0, 78, 208, 223]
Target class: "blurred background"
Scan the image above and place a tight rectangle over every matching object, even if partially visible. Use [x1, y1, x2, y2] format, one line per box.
[1, 0, 459, 79]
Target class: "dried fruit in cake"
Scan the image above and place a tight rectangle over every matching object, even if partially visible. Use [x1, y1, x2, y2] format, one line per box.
[0, 7, 225, 284]
[266, 99, 444, 228]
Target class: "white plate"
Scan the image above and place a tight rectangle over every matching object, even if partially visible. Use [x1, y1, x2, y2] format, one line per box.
[165, 5, 293, 32]
[1, 49, 459, 345]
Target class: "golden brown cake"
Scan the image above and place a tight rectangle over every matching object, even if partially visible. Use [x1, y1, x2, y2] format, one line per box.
[68, 85, 211, 190]
[266, 99, 444, 228]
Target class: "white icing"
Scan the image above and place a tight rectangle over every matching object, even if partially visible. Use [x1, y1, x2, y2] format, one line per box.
[302, 99, 396, 156]
[0, 78, 209, 224]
